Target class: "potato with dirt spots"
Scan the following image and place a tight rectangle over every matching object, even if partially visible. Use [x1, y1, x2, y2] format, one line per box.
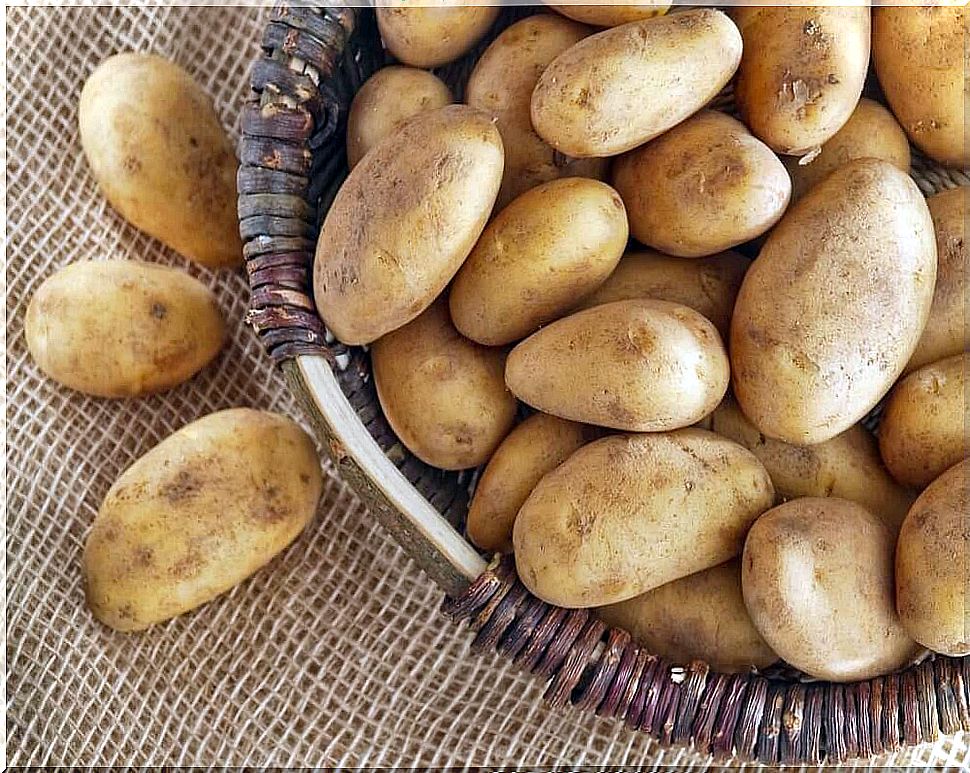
[377, 5, 499, 68]
[79, 53, 242, 268]
[25, 260, 225, 398]
[84, 409, 323, 632]
[550, 3, 669, 28]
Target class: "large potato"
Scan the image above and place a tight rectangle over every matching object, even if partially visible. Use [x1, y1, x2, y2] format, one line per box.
[514, 429, 774, 607]
[449, 178, 628, 345]
[377, 5, 499, 68]
[612, 110, 791, 257]
[84, 409, 322, 632]
[531, 9, 742, 158]
[371, 300, 517, 471]
[506, 300, 729, 432]
[878, 354, 968, 490]
[733, 7, 870, 156]
[25, 260, 225, 398]
[314, 106, 503, 345]
[79, 53, 241, 268]
[742, 498, 919, 682]
[896, 459, 970, 656]
[731, 159, 937, 445]
[597, 560, 777, 673]
[550, 4, 669, 28]
[874, 6, 968, 168]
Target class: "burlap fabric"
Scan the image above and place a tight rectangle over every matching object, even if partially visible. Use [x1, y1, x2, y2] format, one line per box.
[5, 4, 968, 768]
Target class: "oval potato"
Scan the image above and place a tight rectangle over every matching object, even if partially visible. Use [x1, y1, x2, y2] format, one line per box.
[377, 5, 499, 68]
[550, 3, 669, 28]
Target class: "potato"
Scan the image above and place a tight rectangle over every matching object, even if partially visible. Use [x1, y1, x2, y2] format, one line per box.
[449, 178, 628, 345]
[731, 159, 937, 445]
[371, 300, 517, 471]
[506, 300, 729, 432]
[25, 260, 225, 398]
[78, 53, 241, 268]
[346, 67, 452, 169]
[314, 105, 503, 345]
[466, 14, 607, 209]
[896, 459, 970, 656]
[550, 4, 669, 28]
[467, 413, 600, 553]
[732, 7, 871, 156]
[84, 409, 322, 632]
[531, 9, 742, 158]
[514, 429, 774, 607]
[710, 396, 914, 534]
[597, 560, 777, 673]
[742, 498, 919, 682]
[784, 99, 911, 201]
[612, 110, 791, 257]
[878, 354, 968, 490]
[873, 6, 968, 168]
[377, 5, 499, 68]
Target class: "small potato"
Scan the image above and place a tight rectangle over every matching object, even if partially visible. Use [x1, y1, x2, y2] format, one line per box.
[597, 560, 778, 673]
[79, 53, 241, 268]
[25, 260, 225, 398]
[531, 9, 742, 158]
[346, 67, 452, 169]
[371, 300, 517, 470]
[742, 498, 919, 682]
[377, 5, 499, 68]
[612, 110, 791, 257]
[878, 354, 969, 490]
[449, 178, 628, 345]
[514, 429, 774, 607]
[550, 3, 669, 28]
[896, 459, 970, 656]
[84, 409, 323, 631]
[467, 413, 600, 553]
[506, 300, 729, 432]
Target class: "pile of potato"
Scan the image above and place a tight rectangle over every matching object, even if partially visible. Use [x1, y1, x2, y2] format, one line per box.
[317, 5, 968, 680]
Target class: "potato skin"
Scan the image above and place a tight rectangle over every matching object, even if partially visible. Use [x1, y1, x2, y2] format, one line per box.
[371, 300, 517, 471]
[314, 105, 503, 345]
[731, 159, 937, 445]
[612, 110, 791, 257]
[449, 178, 628, 345]
[742, 498, 919, 682]
[550, 4, 669, 28]
[506, 300, 729, 432]
[78, 54, 241, 268]
[896, 459, 970, 656]
[597, 560, 777, 672]
[84, 409, 323, 632]
[346, 67, 452, 169]
[878, 354, 968, 490]
[733, 7, 871, 156]
[25, 260, 225, 398]
[377, 5, 499, 68]
[514, 429, 774, 608]
[531, 9, 742, 158]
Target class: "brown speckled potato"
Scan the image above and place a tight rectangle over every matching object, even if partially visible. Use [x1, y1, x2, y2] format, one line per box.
[531, 9, 742, 158]
[878, 354, 968, 490]
[84, 409, 323, 632]
[514, 429, 774, 608]
[597, 559, 778, 673]
[25, 261, 225, 398]
[466, 413, 601, 553]
[550, 3, 669, 28]
[896, 459, 970, 656]
[449, 178, 628, 346]
[506, 300, 729, 432]
[314, 106, 503, 345]
[742, 498, 920, 682]
[466, 14, 607, 209]
[874, 6, 968, 168]
[78, 54, 241, 268]
[731, 159, 937, 445]
[612, 110, 791, 257]
[377, 5, 499, 68]
[346, 67, 452, 169]
[371, 300, 517, 471]
[733, 7, 870, 156]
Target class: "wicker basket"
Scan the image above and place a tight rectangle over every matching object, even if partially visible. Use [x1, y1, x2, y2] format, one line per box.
[239, 5, 970, 764]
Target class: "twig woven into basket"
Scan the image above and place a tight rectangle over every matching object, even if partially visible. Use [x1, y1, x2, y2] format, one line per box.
[239, 4, 970, 764]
